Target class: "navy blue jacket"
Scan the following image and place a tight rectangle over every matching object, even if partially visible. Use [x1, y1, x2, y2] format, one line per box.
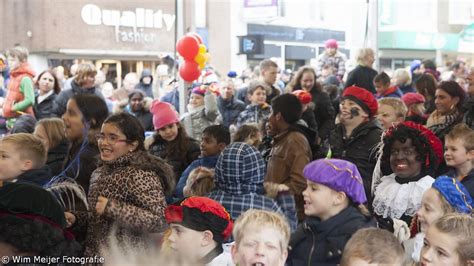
[217, 96, 246, 127]
[175, 155, 219, 198]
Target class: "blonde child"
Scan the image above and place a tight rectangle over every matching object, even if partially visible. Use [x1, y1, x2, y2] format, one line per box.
[420, 214, 473, 266]
[443, 123, 474, 197]
[404, 175, 473, 263]
[231, 209, 290, 266]
[232, 123, 262, 148]
[182, 167, 215, 197]
[340, 228, 404, 266]
[401, 92, 427, 125]
[0, 133, 49, 187]
[377, 97, 407, 130]
[288, 159, 375, 265]
[3, 46, 36, 128]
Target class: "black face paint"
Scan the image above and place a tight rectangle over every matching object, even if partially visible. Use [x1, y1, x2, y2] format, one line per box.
[350, 107, 360, 119]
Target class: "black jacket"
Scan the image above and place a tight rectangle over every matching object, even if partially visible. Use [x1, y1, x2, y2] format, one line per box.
[217, 96, 246, 127]
[288, 206, 375, 266]
[329, 119, 383, 200]
[463, 96, 474, 130]
[16, 166, 52, 187]
[309, 89, 335, 141]
[345, 65, 378, 94]
[63, 141, 100, 195]
[148, 137, 200, 182]
[52, 81, 104, 117]
[444, 168, 474, 199]
[34, 92, 58, 120]
[47, 140, 69, 177]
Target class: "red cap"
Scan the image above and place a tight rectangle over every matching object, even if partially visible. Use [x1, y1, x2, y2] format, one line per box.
[342, 86, 378, 117]
[292, 90, 312, 105]
[401, 92, 425, 106]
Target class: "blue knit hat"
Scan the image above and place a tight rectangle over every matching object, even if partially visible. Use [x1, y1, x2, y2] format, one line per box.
[432, 176, 473, 214]
[410, 60, 421, 73]
[303, 159, 367, 204]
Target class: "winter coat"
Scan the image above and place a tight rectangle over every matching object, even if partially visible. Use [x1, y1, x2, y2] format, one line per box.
[265, 130, 312, 221]
[34, 91, 58, 120]
[236, 84, 281, 105]
[79, 151, 172, 256]
[216, 96, 246, 127]
[47, 140, 69, 177]
[288, 206, 375, 266]
[236, 103, 272, 127]
[147, 136, 200, 182]
[181, 91, 218, 141]
[135, 69, 154, 98]
[175, 155, 219, 198]
[376, 86, 403, 99]
[125, 106, 153, 131]
[345, 65, 378, 94]
[316, 51, 347, 78]
[52, 80, 104, 117]
[399, 84, 416, 94]
[208, 143, 297, 234]
[443, 168, 474, 198]
[301, 107, 318, 134]
[329, 119, 383, 200]
[463, 96, 474, 130]
[4, 63, 35, 118]
[15, 166, 52, 187]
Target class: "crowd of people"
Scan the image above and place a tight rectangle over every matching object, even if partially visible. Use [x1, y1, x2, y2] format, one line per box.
[0, 42, 473, 265]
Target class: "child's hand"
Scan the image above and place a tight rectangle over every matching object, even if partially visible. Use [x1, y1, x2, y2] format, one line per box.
[64, 212, 76, 228]
[277, 184, 290, 192]
[95, 196, 109, 216]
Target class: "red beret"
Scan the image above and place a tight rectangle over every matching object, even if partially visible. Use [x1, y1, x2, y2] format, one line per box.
[292, 90, 312, 105]
[342, 86, 378, 117]
[401, 92, 425, 106]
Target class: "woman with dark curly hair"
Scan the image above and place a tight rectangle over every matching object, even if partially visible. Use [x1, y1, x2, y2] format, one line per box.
[427, 81, 465, 143]
[0, 183, 81, 258]
[372, 122, 444, 227]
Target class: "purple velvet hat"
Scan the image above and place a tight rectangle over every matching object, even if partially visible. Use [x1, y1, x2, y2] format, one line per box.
[303, 159, 367, 204]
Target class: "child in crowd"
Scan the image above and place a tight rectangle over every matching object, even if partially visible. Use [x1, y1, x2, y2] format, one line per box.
[3, 46, 35, 128]
[287, 159, 375, 265]
[236, 80, 272, 127]
[181, 85, 219, 141]
[0, 133, 50, 187]
[175, 125, 230, 198]
[405, 176, 473, 264]
[232, 123, 262, 148]
[208, 142, 298, 232]
[443, 123, 474, 197]
[401, 92, 427, 125]
[0, 183, 82, 258]
[34, 117, 69, 177]
[165, 196, 234, 266]
[374, 72, 403, 99]
[377, 97, 407, 130]
[329, 85, 382, 201]
[372, 122, 444, 226]
[182, 167, 215, 197]
[147, 100, 200, 182]
[231, 209, 290, 266]
[340, 228, 404, 266]
[420, 214, 474, 266]
[392, 68, 415, 94]
[265, 94, 312, 221]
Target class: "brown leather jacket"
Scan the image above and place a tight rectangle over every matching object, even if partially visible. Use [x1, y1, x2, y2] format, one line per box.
[265, 130, 312, 221]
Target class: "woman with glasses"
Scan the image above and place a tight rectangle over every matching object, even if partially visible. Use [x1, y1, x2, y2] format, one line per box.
[65, 112, 174, 257]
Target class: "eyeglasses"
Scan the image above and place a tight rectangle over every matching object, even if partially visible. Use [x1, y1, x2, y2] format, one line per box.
[95, 133, 128, 145]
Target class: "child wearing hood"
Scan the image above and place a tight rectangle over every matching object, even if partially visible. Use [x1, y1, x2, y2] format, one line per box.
[181, 84, 219, 141]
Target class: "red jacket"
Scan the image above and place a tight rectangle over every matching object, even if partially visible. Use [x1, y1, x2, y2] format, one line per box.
[4, 63, 35, 118]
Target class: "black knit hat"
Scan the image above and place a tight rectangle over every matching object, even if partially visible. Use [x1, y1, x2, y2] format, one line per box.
[165, 196, 233, 243]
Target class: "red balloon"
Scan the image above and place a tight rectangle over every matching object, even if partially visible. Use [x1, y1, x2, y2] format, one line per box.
[187, 32, 203, 44]
[179, 60, 201, 82]
[177, 36, 199, 60]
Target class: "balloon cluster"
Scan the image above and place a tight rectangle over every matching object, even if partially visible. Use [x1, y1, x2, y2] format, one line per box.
[176, 33, 210, 82]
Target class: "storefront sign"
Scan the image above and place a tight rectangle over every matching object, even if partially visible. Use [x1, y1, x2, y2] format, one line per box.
[81, 4, 176, 44]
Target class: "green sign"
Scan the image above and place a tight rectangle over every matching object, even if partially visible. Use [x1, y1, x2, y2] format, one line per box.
[379, 31, 459, 51]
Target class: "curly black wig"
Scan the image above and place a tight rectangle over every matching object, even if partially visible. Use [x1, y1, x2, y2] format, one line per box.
[0, 217, 82, 257]
[381, 123, 441, 177]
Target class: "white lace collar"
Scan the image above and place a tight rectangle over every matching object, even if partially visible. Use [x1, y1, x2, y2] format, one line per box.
[373, 173, 434, 219]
